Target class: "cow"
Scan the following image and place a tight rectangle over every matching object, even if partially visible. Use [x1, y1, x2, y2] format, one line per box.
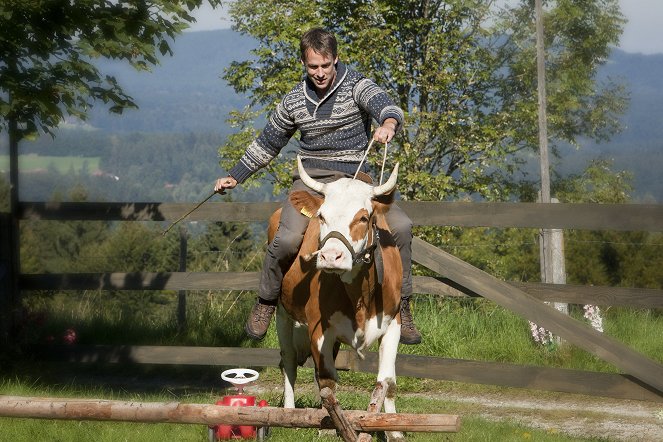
[270, 155, 403, 440]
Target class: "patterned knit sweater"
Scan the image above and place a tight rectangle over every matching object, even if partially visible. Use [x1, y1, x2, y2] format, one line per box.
[228, 61, 404, 183]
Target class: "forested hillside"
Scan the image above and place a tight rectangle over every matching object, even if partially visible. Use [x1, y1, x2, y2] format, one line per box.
[555, 50, 663, 202]
[2, 30, 662, 202]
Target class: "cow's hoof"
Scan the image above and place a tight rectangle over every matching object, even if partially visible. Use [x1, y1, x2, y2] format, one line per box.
[318, 428, 338, 438]
[385, 431, 406, 442]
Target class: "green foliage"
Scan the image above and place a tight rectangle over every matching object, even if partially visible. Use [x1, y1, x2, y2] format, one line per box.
[219, 0, 626, 201]
[20, 187, 111, 274]
[499, 1, 627, 148]
[414, 158, 663, 290]
[0, 0, 222, 140]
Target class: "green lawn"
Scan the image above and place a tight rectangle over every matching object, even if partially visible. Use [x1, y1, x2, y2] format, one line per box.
[0, 154, 100, 174]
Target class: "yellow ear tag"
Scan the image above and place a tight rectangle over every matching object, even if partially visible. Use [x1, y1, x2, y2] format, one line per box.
[300, 207, 314, 218]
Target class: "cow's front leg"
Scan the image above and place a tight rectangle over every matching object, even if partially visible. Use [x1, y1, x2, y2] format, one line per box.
[310, 324, 338, 393]
[378, 318, 404, 441]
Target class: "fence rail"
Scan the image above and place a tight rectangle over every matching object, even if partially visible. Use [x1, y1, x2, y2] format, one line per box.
[19, 272, 663, 308]
[19, 201, 663, 231]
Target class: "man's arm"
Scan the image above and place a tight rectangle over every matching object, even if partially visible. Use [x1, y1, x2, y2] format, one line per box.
[353, 78, 404, 143]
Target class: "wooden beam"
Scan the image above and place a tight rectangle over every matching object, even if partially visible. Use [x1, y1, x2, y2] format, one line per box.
[19, 272, 663, 308]
[398, 201, 663, 231]
[411, 237, 663, 394]
[34, 345, 663, 402]
[19, 201, 663, 231]
[0, 396, 460, 432]
[510, 281, 663, 308]
[320, 387, 357, 442]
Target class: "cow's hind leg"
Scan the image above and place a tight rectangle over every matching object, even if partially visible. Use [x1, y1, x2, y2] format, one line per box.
[378, 318, 404, 441]
[276, 307, 298, 408]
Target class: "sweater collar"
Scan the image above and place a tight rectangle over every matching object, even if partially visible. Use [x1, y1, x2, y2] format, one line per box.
[304, 60, 347, 104]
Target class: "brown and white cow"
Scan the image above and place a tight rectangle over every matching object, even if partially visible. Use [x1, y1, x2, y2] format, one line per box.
[272, 156, 403, 438]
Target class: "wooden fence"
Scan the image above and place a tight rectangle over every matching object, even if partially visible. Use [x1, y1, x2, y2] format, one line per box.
[6, 201, 663, 403]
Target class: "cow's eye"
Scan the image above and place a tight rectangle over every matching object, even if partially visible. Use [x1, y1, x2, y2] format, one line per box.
[360, 215, 369, 223]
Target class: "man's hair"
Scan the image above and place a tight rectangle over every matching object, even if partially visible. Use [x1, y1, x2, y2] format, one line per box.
[300, 28, 337, 61]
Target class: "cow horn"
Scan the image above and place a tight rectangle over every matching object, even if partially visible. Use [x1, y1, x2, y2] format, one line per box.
[297, 155, 326, 194]
[372, 162, 399, 196]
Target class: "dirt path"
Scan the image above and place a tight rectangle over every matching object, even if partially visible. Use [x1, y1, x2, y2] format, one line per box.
[246, 383, 663, 441]
[421, 390, 663, 441]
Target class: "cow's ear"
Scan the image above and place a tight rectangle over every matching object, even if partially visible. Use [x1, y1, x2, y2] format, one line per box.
[289, 191, 323, 218]
[372, 196, 394, 232]
[373, 188, 395, 207]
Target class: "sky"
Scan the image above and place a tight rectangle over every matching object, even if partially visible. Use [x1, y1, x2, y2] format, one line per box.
[188, 1, 663, 55]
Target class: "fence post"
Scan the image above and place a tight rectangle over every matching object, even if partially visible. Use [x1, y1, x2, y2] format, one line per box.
[540, 198, 568, 314]
[538, 198, 568, 344]
[177, 225, 188, 330]
[0, 212, 13, 346]
[1, 210, 20, 348]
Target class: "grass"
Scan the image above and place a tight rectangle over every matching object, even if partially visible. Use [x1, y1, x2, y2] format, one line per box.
[5, 290, 660, 441]
[20, 290, 663, 370]
[0, 154, 100, 173]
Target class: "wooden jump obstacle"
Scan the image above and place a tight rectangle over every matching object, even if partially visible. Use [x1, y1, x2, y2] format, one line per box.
[0, 394, 460, 438]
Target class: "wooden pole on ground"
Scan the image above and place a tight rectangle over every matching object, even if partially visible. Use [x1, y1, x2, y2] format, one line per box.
[357, 381, 389, 442]
[0, 396, 461, 433]
[320, 387, 357, 442]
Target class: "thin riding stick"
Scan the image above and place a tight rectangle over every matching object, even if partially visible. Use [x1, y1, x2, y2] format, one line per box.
[161, 190, 222, 236]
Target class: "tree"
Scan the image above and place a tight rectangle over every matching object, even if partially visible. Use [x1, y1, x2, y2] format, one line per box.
[0, 0, 222, 139]
[219, 0, 626, 202]
[0, 0, 221, 344]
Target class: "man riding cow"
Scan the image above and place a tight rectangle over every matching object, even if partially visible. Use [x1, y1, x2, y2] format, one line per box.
[214, 27, 421, 345]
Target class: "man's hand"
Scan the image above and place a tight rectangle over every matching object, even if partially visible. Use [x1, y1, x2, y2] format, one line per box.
[373, 118, 398, 144]
[214, 176, 237, 193]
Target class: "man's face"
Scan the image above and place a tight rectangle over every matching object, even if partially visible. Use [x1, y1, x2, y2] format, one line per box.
[302, 48, 338, 95]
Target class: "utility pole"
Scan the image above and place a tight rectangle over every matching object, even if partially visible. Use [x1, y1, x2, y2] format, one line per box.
[535, 0, 553, 286]
[535, 0, 568, 323]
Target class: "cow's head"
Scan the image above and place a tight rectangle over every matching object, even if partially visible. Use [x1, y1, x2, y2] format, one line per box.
[290, 156, 398, 280]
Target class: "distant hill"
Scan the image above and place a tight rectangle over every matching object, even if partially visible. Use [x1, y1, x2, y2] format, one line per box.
[554, 50, 663, 202]
[12, 30, 663, 202]
[86, 30, 255, 133]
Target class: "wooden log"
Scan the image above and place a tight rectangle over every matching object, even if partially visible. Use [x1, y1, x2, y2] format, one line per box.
[320, 387, 357, 442]
[367, 381, 388, 413]
[357, 381, 389, 442]
[0, 396, 461, 433]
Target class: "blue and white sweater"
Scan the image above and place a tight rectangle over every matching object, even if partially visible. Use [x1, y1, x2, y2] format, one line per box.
[228, 61, 404, 183]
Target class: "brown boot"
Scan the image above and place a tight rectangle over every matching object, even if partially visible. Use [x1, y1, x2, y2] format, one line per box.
[245, 299, 276, 340]
[399, 297, 422, 345]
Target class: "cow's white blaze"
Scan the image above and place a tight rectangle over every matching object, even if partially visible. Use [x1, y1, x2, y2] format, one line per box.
[315, 178, 374, 273]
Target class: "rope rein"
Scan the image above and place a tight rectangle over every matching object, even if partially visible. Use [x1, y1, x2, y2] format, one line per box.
[353, 137, 390, 185]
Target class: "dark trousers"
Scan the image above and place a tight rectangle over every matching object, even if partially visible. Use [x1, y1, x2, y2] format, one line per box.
[258, 168, 413, 301]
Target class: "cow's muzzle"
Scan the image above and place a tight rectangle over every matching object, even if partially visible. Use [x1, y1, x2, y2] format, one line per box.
[314, 226, 379, 270]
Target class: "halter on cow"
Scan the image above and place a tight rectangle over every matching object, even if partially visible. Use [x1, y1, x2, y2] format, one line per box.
[272, 156, 404, 439]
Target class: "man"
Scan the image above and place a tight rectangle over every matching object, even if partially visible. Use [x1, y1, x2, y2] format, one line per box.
[214, 28, 421, 345]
